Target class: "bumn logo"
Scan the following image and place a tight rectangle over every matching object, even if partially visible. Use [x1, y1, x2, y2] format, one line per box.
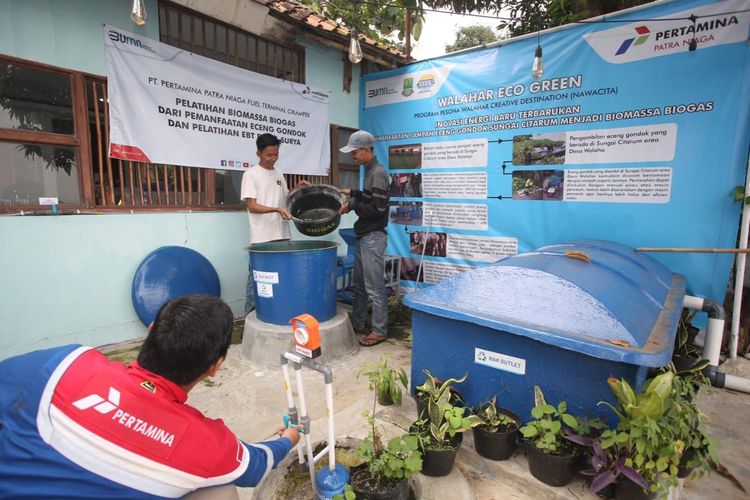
[73, 387, 121, 414]
[615, 26, 650, 55]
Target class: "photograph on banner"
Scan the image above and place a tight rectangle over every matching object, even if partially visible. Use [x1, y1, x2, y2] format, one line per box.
[512, 170, 565, 200]
[400, 258, 424, 283]
[409, 231, 447, 257]
[389, 144, 422, 169]
[104, 26, 330, 174]
[389, 202, 423, 225]
[422, 172, 487, 199]
[389, 173, 423, 198]
[513, 133, 566, 165]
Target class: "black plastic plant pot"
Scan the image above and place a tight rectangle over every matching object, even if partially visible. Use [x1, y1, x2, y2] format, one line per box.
[350, 465, 409, 500]
[286, 184, 345, 237]
[378, 391, 394, 406]
[525, 442, 579, 487]
[421, 433, 463, 477]
[614, 476, 655, 500]
[472, 409, 520, 461]
[677, 447, 697, 478]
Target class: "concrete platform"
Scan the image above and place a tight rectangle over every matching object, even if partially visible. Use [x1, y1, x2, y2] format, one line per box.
[241, 306, 358, 367]
[188, 337, 750, 499]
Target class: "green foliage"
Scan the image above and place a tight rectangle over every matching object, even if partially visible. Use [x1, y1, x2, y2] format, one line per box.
[332, 484, 356, 500]
[414, 370, 481, 450]
[445, 25, 502, 53]
[472, 396, 518, 433]
[297, 0, 425, 46]
[520, 386, 579, 454]
[358, 356, 408, 406]
[601, 366, 718, 493]
[355, 415, 423, 490]
[421, 0, 655, 37]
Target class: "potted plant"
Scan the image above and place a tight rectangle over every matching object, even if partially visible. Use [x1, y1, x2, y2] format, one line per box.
[413, 369, 465, 419]
[519, 386, 581, 487]
[411, 370, 480, 476]
[350, 377, 422, 500]
[358, 356, 409, 406]
[601, 371, 681, 498]
[565, 434, 648, 499]
[471, 396, 520, 461]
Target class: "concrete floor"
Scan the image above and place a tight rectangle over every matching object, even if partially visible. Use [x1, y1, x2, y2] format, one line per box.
[185, 335, 750, 499]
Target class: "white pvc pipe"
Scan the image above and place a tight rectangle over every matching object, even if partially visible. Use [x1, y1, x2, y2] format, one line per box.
[682, 295, 704, 311]
[313, 445, 330, 465]
[294, 365, 317, 495]
[281, 363, 305, 466]
[724, 373, 750, 394]
[326, 382, 336, 471]
[703, 317, 725, 366]
[730, 154, 750, 359]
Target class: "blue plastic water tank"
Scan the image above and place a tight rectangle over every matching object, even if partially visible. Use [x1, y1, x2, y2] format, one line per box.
[249, 240, 338, 325]
[404, 240, 686, 422]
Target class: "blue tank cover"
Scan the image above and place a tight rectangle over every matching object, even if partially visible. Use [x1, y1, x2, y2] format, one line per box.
[403, 240, 685, 367]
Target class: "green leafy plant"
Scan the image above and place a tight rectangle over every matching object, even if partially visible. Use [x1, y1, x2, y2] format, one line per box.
[598, 366, 721, 494]
[414, 369, 465, 406]
[358, 356, 408, 406]
[332, 484, 356, 500]
[354, 409, 422, 491]
[472, 396, 518, 433]
[520, 386, 579, 455]
[351, 371, 422, 493]
[413, 370, 481, 450]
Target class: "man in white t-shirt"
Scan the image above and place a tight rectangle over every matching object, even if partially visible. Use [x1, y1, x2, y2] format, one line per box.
[240, 133, 297, 315]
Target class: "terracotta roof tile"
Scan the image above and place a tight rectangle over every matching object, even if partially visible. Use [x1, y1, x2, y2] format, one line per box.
[268, 0, 409, 63]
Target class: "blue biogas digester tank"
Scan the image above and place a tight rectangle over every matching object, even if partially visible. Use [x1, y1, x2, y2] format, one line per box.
[404, 240, 686, 422]
[249, 240, 338, 325]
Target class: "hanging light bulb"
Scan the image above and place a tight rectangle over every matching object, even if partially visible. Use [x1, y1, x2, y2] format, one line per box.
[349, 28, 363, 64]
[131, 0, 147, 26]
[531, 45, 544, 78]
[531, 28, 543, 79]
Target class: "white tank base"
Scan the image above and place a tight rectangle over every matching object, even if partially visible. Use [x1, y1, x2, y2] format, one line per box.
[241, 306, 359, 367]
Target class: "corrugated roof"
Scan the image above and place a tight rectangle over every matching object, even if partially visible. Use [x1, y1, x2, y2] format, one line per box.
[268, 0, 411, 65]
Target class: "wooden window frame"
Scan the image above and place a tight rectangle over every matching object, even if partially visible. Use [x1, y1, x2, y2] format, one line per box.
[330, 124, 358, 188]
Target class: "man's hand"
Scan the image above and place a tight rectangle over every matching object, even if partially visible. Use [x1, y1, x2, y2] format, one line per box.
[278, 208, 291, 220]
[339, 202, 350, 215]
[295, 180, 310, 189]
[340, 188, 351, 196]
[279, 427, 301, 447]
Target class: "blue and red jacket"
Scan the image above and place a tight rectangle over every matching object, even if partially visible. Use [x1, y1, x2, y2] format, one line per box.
[0, 345, 292, 498]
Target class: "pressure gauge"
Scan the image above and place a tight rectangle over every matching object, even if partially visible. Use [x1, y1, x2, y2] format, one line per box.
[294, 325, 309, 345]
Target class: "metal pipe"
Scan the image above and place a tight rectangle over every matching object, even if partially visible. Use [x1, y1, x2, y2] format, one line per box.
[280, 357, 306, 468]
[294, 363, 317, 496]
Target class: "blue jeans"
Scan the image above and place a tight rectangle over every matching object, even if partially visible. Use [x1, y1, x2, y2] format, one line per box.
[351, 231, 388, 337]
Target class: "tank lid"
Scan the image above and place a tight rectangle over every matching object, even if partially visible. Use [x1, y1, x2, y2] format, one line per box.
[403, 240, 685, 366]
